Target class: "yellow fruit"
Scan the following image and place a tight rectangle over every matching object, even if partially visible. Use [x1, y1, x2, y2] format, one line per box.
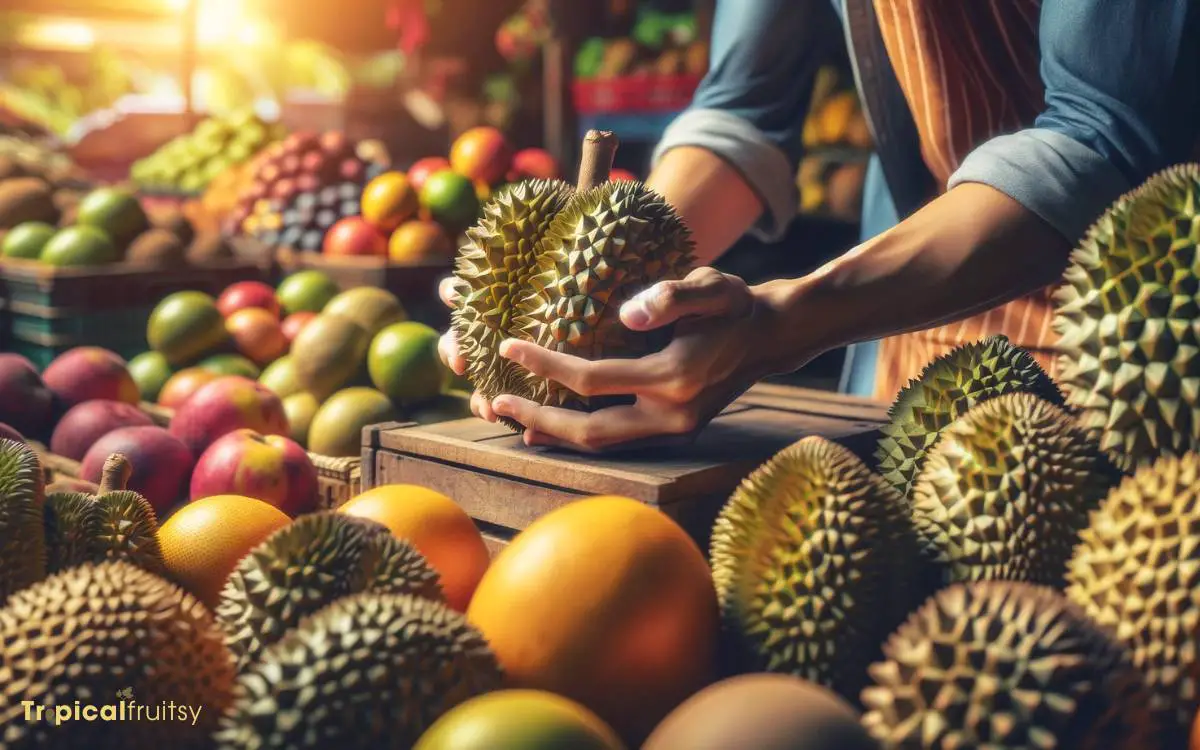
[157, 494, 291, 606]
[466, 496, 718, 745]
[361, 171, 419, 233]
[414, 689, 626, 750]
[339, 485, 489, 612]
[818, 91, 859, 143]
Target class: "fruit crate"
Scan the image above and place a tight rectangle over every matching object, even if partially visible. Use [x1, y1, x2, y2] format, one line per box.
[362, 384, 888, 558]
[0, 258, 269, 369]
[139, 402, 363, 510]
[275, 247, 452, 328]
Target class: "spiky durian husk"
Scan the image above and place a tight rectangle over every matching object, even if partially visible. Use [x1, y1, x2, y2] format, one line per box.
[453, 179, 574, 409]
[709, 436, 924, 700]
[875, 335, 1064, 497]
[860, 582, 1157, 749]
[43, 489, 164, 575]
[216, 512, 444, 670]
[214, 592, 503, 750]
[520, 180, 694, 409]
[0, 561, 235, 750]
[1053, 164, 1200, 472]
[911, 392, 1111, 587]
[0, 438, 45, 603]
[1065, 452, 1200, 740]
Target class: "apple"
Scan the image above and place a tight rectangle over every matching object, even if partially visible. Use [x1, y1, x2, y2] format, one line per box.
[42, 347, 139, 409]
[49, 399, 154, 461]
[508, 147, 560, 181]
[158, 367, 219, 410]
[189, 428, 319, 515]
[406, 157, 451, 192]
[217, 281, 281, 319]
[168, 375, 288, 458]
[0, 354, 54, 439]
[322, 216, 387, 257]
[79, 425, 194, 513]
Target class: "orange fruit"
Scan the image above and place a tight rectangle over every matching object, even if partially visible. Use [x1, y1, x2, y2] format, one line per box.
[360, 171, 419, 232]
[157, 366, 219, 409]
[158, 494, 291, 606]
[388, 220, 453, 264]
[225, 307, 288, 366]
[465, 496, 718, 745]
[338, 484, 489, 611]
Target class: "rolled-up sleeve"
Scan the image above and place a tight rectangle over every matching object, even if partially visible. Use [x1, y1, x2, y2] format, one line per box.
[948, 0, 1199, 244]
[651, 0, 839, 240]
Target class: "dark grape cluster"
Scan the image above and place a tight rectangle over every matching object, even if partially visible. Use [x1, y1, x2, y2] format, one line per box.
[244, 181, 370, 250]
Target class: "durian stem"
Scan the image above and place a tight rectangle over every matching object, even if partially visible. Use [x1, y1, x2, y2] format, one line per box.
[98, 453, 131, 494]
[576, 130, 619, 192]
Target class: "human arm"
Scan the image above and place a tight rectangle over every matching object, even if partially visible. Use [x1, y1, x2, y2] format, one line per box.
[488, 0, 1199, 450]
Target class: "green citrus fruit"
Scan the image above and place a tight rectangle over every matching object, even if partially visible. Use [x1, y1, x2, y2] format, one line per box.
[76, 187, 149, 247]
[419, 170, 480, 230]
[39, 226, 119, 267]
[2, 221, 55, 259]
[147, 291, 228, 366]
[306, 387, 397, 458]
[367, 321, 442, 403]
[127, 351, 175, 402]
[276, 270, 339, 315]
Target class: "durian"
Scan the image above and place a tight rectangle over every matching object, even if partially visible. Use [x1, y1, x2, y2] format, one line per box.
[860, 581, 1157, 749]
[709, 436, 924, 699]
[1054, 163, 1200, 471]
[0, 561, 236, 749]
[214, 592, 504, 750]
[911, 392, 1111, 587]
[1065, 452, 1200, 739]
[454, 131, 694, 428]
[0, 438, 44, 603]
[875, 335, 1064, 496]
[41, 454, 164, 575]
[216, 511, 444, 670]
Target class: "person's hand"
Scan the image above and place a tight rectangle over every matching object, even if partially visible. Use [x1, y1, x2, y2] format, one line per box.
[485, 267, 801, 452]
[435, 275, 502, 422]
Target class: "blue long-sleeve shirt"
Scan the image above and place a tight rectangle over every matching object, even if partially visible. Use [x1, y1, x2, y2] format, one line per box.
[653, 0, 1199, 248]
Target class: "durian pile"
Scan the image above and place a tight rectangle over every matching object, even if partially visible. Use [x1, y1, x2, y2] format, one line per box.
[453, 130, 694, 426]
[709, 164, 1200, 748]
[0, 440, 502, 749]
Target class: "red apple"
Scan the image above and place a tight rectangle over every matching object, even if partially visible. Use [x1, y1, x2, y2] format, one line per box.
[0, 354, 54, 439]
[322, 216, 387, 257]
[189, 428, 318, 515]
[168, 375, 288, 458]
[450, 126, 514, 185]
[49, 399, 154, 461]
[80, 425, 194, 513]
[281, 311, 317, 343]
[217, 281, 281, 319]
[42, 347, 139, 409]
[406, 157, 451, 192]
[507, 147, 560, 181]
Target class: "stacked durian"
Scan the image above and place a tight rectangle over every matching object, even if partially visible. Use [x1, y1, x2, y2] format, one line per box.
[708, 164, 1200, 748]
[453, 130, 694, 427]
[0, 440, 503, 749]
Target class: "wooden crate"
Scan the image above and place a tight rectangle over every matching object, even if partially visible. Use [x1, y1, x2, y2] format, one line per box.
[0, 258, 268, 369]
[362, 384, 889, 557]
[275, 248, 451, 328]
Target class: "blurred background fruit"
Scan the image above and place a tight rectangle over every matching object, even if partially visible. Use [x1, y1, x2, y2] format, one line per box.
[415, 690, 626, 750]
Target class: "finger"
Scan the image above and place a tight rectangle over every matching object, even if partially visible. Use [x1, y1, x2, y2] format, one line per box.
[492, 395, 694, 452]
[620, 267, 753, 330]
[438, 330, 468, 376]
[470, 391, 496, 422]
[500, 339, 675, 398]
[439, 276, 466, 308]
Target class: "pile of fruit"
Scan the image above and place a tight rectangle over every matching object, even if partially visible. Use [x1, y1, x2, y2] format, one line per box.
[0, 184, 221, 268]
[130, 110, 286, 196]
[227, 130, 388, 245]
[574, 10, 709, 80]
[0, 131, 89, 189]
[797, 67, 873, 219]
[127, 271, 468, 460]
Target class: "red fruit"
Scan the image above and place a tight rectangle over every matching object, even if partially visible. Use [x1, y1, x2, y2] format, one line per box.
[0, 422, 26, 443]
[406, 157, 450, 192]
[296, 173, 320, 193]
[301, 151, 326, 175]
[79, 425, 193, 513]
[49, 399, 154, 461]
[0, 354, 53, 438]
[339, 158, 366, 183]
[609, 168, 639, 182]
[217, 281, 281, 319]
[226, 308, 288, 366]
[270, 178, 299, 202]
[279, 154, 301, 177]
[319, 130, 351, 159]
[450, 126, 514, 185]
[158, 367, 219, 410]
[43, 347, 139, 409]
[322, 216, 387, 257]
[168, 375, 288, 458]
[281, 311, 317, 343]
[189, 428, 319, 515]
[508, 147, 560, 181]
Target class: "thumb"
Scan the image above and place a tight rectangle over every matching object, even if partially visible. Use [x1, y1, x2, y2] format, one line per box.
[619, 268, 752, 330]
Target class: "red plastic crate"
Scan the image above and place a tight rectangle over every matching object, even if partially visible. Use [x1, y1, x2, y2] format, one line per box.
[572, 75, 702, 114]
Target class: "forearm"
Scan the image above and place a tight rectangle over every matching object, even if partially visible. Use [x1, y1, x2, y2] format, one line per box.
[646, 146, 765, 265]
[756, 183, 1070, 372]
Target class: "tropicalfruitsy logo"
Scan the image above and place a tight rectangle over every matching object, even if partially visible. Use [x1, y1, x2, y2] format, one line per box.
[21, 687, 204, 726]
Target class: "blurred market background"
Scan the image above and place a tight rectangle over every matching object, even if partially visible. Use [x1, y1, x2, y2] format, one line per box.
[0, 0, 870, 387]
